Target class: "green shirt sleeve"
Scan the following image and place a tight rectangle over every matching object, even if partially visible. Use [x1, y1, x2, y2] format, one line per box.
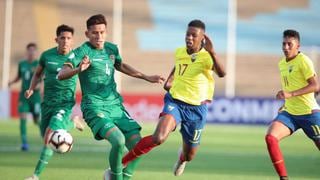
[64, 48, 83, 69]
[39, 53, 46, 68]
[114, 45, 122, 64]
[18, 61, 22, 78]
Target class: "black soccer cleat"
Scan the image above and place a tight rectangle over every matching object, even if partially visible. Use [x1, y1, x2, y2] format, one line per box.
[280, 176, 289, 180]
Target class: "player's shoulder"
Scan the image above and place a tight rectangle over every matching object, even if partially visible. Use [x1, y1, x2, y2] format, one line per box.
[175, 46, 187, 55]
[278, 57, 287, 67]
[296, 52, 312, 63]
[104, 42, 119, 53]
[41, 47, 57, 56]
[19, 59, 27, 65]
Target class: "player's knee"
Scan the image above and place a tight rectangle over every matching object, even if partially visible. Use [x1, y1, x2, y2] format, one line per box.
[112, 136, 126, 149]
[152, 134, 167, 145]
[107, 130, 126, 150]
[265, 134, 278, 146]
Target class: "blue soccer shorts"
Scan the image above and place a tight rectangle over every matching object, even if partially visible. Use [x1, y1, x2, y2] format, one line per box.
[161, 93, 208, 147]
[275, 110, 320, 141]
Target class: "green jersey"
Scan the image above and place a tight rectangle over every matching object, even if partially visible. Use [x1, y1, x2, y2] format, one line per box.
[39, 47, 77, 105]
[65, 42, 122, 107]
[18, 60, 38, 97]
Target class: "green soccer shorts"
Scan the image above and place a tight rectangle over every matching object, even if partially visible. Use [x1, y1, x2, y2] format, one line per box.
[18, 91, 41, 115]
[40, 103, 74, 137]
[82, 103, 141, 140]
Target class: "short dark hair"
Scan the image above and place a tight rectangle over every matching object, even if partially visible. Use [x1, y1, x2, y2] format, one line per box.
[283, 29, 300, 42]
[56, 24, 74, 36]
[26, 42, 37, 49]
[86, 14, 107, 29]
[188, 19, 206, 31]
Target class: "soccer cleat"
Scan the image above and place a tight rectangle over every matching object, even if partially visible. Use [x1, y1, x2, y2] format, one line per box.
[21, 143, 29, 151]
[103, 168, 111, 180]
[173, 149, 187, 176]
[280, 176, 289, 180]
[24, 175, 39, 180]
[72, 116, 85, 131]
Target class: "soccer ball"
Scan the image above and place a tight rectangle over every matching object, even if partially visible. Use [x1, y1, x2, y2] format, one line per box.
[49, 129, 73, 153]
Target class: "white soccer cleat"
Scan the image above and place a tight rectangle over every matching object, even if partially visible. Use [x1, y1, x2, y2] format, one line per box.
[173, 149, 187, 176]
[24, 175, 39, 180]
[103, 168, 111, 180]
[72, 116, 85, 131]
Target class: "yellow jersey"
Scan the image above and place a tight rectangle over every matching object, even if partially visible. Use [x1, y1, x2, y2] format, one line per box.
[169, 47, 214, 105]
[279, 52, 319, 115]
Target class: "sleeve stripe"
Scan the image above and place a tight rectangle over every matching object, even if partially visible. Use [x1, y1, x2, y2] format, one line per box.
[64, 62, 74, 69]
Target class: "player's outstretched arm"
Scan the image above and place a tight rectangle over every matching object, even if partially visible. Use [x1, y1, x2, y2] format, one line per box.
[25, 65, 43, 99]
[163, 67, 175, 91]
[115, 62, 165, 84]
[203, 34, 226, 78]
[58, 56, 90, 80]
[276, 75, 319, 99]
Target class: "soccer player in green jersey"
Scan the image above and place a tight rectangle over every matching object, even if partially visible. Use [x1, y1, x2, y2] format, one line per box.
[58, 14, 165, 180]
[24, 24, 84, 180]
[8, 43, 41, 151]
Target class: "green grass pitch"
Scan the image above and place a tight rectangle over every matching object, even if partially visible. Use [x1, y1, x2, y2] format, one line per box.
[0, 119, 319, 180]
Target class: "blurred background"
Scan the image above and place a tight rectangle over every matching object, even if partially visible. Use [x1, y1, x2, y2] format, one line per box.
[1, 0, 320, 124]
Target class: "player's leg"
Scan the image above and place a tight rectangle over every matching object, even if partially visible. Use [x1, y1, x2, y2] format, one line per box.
[19, 98, 30, 151]
[265, 111, 297, 180]
[30, 128, 54, 180]
[122, 114, 177, 166]
[122, 131, 142, 180]
[30, 93, 41, 125]
[28, 106, 74, 179]
[122, 94, 181, 166]
[295, 112, 320, 150]
[173, 103, 207, 176]
[25, 128, 53, 180]
[26, 104, 52, 180]
[99, 126, 126, 180]
[111, 107, 143, 180]
[81, 107, 125, 179]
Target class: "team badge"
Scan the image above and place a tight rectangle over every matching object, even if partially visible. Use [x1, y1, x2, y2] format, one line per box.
[288, 65, 293, 73]
[190, 53, 197, 62]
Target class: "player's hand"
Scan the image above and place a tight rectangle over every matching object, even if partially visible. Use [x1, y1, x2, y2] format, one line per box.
[203, 34, 214, 53]
[79, 55, 91, 72]
[276, 90, 293, 99]
[145, 75, 166, 84]
[25, 89, 34, 99]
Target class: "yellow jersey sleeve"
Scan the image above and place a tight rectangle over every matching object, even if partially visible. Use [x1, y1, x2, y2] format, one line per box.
[169, 47, 215, 105]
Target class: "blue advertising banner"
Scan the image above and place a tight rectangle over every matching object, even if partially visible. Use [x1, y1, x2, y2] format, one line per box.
[207, 97, 284, 125]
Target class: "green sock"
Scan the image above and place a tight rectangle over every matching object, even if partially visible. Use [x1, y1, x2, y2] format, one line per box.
[123, 135, 142, 180]
[20, 118, 27, 144]
[34, 146, 53, 176]
[100, 128, 125, 180]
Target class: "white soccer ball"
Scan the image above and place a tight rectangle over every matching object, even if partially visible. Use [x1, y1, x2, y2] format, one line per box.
[49, 129, 73, 153]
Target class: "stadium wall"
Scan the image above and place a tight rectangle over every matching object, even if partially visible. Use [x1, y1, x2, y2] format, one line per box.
[9, 90, 283, 125]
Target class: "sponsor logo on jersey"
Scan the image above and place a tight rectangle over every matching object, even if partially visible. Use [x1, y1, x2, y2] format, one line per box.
[168, 105, 175, 111]
[92, 58, 103, 62]
[97, 112, 105, 118]
[48, 62, 58, 65]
